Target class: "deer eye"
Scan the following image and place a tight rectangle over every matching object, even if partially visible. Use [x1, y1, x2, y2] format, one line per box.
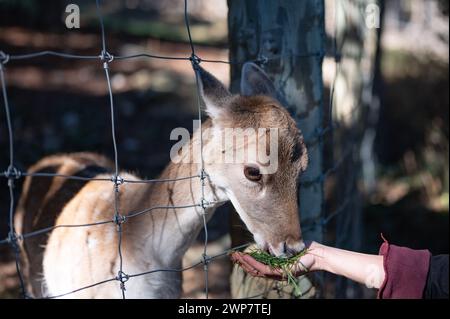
[244, 166, 262, 182]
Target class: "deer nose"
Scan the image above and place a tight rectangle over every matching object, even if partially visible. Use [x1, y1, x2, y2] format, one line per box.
[282, 239, 306, 257]
[268, 237, 305, 257]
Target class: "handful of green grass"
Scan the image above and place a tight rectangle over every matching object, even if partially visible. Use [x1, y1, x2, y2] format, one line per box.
[248, 248, 308, 297]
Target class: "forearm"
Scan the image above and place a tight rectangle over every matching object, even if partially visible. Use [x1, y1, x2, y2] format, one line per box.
[309, 242, 385, 289]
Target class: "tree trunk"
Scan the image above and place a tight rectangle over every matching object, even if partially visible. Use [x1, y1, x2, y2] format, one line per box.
[228, 0, 326, 298]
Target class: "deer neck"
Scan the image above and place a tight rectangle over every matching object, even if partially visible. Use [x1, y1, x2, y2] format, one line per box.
[130, 120, 228, 268]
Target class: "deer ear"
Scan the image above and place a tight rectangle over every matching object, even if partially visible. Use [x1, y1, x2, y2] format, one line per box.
[240, 62, 277, 99]
[196, 65, 231, 119]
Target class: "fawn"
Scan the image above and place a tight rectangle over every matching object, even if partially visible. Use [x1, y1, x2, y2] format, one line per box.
[14, 62, 308, 298]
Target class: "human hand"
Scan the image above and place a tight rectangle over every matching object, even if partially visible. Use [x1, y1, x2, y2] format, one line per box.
[230, 241, 319, 281]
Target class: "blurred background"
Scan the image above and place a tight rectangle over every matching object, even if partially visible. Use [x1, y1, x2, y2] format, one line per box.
[0, 0, 448, 298]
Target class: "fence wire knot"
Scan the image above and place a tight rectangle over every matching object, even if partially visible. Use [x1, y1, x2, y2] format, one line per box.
[200, 198, 210, 210]
[189, 54, 202, 69]
[116, 270, 129, 291]
[199, 169, 208, 183]
[113, 213, 126, 225]
[111, 175, 124, 186]
[100, 50, 114, 69]
[0, 51, 9, 65]
[4, 166, 21, 180]
[256, 55, 269, 66]
[99, 50, 114, 63]
[7, 231, 21, 251]
[201, 253, 211, 267]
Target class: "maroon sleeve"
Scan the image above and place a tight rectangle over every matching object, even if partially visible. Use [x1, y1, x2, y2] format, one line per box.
[377, 234, 431, 299]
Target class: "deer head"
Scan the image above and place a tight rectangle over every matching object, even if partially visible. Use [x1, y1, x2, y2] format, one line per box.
[196, 62, 308, 257]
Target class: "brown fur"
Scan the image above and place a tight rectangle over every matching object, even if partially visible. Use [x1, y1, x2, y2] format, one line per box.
[15, 153, 114, 295]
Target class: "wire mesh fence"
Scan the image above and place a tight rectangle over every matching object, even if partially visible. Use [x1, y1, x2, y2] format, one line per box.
[0, 0, 374, 299]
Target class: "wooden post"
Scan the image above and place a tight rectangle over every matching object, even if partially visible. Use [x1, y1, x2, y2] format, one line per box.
[228, 0, 326, 298]
[330, 0, 381, 298]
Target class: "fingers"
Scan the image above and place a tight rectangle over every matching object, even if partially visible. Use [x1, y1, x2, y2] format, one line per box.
[231, 252, 261, 276]
[240, 254, 284, 277]
[230, 252, 285, 280]
[230, 251, 244, 264]
[293, 253, 315, 276]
